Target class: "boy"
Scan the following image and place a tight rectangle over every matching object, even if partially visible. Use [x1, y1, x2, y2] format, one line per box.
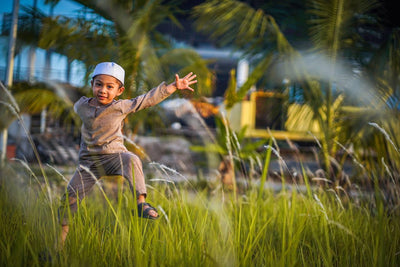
[59, 62, 197, 245]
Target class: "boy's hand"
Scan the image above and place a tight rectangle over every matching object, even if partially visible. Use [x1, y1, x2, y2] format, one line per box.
[175, 72, 197, 92]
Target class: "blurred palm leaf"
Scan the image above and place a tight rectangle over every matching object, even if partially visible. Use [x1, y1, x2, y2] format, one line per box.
[351, 28, 400, 171]
[192, 0, 294, 56]
[159, 48, 215, 97]
[224, 69, 238, 109]
[367, 29, 400, 108]
[0, 81, 80, 131]
[39, 15, 118, 83]
[13, 82, 81, 126]
[308, 0, 380, 55]
[285, 104, 320, 133]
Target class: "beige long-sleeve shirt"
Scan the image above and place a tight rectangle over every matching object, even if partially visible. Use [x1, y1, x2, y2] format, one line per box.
[74, 82, 171, 155]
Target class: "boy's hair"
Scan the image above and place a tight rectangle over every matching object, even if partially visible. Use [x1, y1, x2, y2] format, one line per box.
[92, 62, 125, 85]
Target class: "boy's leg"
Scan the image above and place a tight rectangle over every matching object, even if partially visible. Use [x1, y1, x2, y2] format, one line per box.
[119, 152, 147, 198]
[59, 225, 69, 248]
[58, 168, 98, 225]
[58, 166, 99, 247]
[118, 152, 158, 219]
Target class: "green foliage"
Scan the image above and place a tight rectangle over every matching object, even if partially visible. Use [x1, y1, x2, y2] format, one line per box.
[192, 0, 293, 56]
[223, 69, 238, 109]
[192, 0, 393, 183]
[307, 0, 381, 56]
[0, 81, 81, 132]
[190, 114, 265, 178]
[39, 15, 118, 78]
[159, 48, 215, 98]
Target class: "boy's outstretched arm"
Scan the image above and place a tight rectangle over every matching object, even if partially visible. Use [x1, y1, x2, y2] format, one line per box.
[166, 72, 197, 94]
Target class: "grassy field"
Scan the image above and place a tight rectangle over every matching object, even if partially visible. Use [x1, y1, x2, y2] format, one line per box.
[1, 162, 399, 267]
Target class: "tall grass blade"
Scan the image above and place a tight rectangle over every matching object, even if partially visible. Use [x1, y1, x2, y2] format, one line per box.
[259, 138, 272, 199]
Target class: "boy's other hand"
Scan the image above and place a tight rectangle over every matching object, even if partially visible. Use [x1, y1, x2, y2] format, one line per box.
[175, 72, 197, 92]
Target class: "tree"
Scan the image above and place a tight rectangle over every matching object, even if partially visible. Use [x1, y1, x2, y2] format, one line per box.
[192, 0, 387, 181]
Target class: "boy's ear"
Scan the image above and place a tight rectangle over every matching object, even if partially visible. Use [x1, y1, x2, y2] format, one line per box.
[117, 86, 125, 96]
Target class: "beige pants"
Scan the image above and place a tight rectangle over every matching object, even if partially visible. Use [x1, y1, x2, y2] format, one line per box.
[59, 152, 146, 225]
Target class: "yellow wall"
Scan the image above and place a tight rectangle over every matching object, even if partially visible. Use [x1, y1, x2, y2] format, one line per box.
[228, 91, 320, 141]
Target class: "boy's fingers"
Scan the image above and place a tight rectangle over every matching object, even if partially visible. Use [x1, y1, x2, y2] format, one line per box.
[175, 72, 196, 91]
[183, 72, 193, 79]
[187, 74, 196, 81]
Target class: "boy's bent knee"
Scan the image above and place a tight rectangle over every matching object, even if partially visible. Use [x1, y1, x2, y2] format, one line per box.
[121, 152, 142, 165]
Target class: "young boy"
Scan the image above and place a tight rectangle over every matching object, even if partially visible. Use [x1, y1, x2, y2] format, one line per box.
[59, 62, 197, 245]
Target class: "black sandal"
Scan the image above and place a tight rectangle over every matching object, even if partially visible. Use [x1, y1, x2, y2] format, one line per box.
[137, 202, 160, 220]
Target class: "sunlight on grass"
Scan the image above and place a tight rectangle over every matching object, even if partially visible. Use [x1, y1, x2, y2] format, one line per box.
[1, 161, 400, 267]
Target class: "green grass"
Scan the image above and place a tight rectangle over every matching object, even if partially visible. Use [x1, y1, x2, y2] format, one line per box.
[1, 164, 400, 267]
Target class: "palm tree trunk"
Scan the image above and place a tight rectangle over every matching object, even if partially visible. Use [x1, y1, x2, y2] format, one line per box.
[28, 47, 36, 82]
[66, 58, 72, 83]
[28, 0, 38, 83]
[1, 0, 19, 164]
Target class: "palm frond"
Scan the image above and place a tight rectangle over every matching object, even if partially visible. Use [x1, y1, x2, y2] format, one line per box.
[192, 0, 276, 56]
[307, 0, 380, 54]
[285, 104, 320, 133]
[159, 48, 215, 97]
[14, 88, 78, 122]
[39, 15, 117, 64]
[224, 69, 238, 109]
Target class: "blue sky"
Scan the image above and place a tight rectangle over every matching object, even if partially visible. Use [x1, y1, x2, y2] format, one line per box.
[1, 0, 83, 16]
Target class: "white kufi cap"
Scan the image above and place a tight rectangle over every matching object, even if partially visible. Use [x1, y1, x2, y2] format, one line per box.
[92, 62, 125, 85]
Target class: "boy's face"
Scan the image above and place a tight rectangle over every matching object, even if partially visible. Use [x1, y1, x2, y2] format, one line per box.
[91, 74, 124, 105]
